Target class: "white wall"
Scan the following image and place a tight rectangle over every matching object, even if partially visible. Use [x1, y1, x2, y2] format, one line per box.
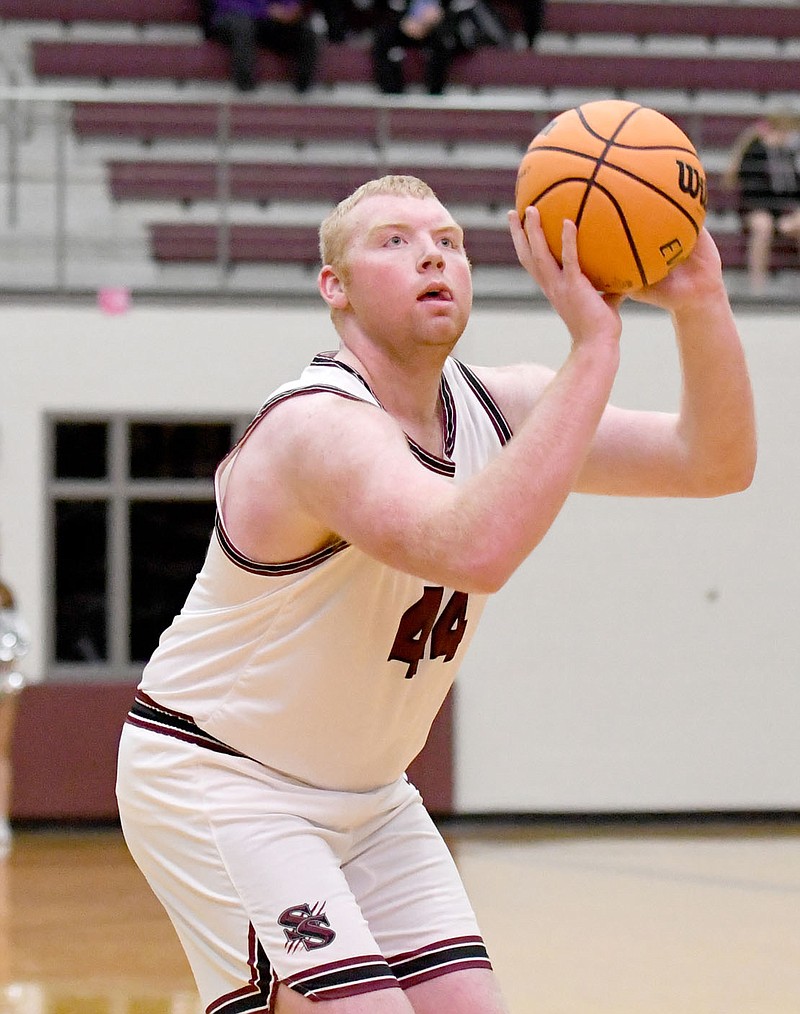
[1, 296, 795, 812]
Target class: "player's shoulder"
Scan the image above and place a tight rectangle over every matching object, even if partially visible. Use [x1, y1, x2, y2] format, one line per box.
[461, 360, 555, 430]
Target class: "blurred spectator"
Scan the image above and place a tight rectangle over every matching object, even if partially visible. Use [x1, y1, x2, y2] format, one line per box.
[0, 578, 31, 858]
[515, 0, 546, 47]
[372, 0, 511, 95]
[206, 0, 320, 93]
[314, 0, 361, 40]
[724, 113, 800, 294]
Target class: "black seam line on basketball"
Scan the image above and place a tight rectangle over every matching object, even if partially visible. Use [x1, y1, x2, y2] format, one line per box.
[589, 179, 648, 287]
[526, 175, 648, 286]
[530, 142, 698, 158]
[527, 166, 702, 235]
[575, 105, 642, 228]
[595, 158, 703, 231]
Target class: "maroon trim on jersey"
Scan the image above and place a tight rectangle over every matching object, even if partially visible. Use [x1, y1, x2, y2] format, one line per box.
[126, 690, 249, 758]
[314, 354, 457, 473]
[282, 953, 399, 1001]
[215, 357, 467, 575]
[452, 360, 513, 445]
[215, 515, 350, 577]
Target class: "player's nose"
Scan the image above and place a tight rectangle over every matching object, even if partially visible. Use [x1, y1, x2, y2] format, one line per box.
[417, 240, 445, 270]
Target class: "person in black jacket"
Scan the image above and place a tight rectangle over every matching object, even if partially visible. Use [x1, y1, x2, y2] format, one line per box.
[372, 0, 511, 95]
[724, 113, 800, 294]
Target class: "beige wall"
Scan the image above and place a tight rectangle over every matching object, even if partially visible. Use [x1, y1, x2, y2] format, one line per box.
[0, 297, 795, 812]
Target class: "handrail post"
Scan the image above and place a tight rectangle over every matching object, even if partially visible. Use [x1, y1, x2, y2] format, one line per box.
[54, 97, 68, 291]
[216, 98, 232, 286]
[5, 77, 19, 230]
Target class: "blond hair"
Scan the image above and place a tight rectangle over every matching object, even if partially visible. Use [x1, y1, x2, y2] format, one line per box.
[319, 175, 438, 277]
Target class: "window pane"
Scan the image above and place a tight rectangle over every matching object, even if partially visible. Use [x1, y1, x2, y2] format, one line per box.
[129, 423, 233, 479]
[55, 500, 107, 661]
[129, 500, 216, 662]
[55, 422, 108, 479]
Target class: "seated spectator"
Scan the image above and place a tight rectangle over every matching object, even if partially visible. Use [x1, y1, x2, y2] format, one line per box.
[0, 577, 31, 858]
[372, 0, 511, 95]
[207, 0, 320, 93]
[724, 113, 800, 294]
[509, 0, 547, 47]
[313, 0, 361, 41]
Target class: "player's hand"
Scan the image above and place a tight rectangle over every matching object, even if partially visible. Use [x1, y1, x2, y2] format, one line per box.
[627, 228, 726, 313]
[508, 207, 623, 347]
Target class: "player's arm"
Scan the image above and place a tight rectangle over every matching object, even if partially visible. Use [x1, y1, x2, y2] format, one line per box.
[225, 313, 621, 597]
[578, 228, 756, 497]
[267, 342, 617, 595]
[486, 213, 756, 498]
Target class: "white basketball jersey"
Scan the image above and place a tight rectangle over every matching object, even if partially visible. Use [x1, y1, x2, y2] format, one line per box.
[136, 353, 512, 791]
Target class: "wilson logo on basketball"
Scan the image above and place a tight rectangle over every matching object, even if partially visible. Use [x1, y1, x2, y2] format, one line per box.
[279, 902, 337, 952]
[675, 161, 707, 207]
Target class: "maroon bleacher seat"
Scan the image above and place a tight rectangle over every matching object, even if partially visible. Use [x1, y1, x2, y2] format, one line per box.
[149, 221, 518, 265]
[714, 231, 799, 271]
[540, 2, 800, 40]
[150, 221, 798, 273]
[33, 39, 795, 95]
[72, 100, 758, 156]
[108, 160, 518, 206]
[72, 101, 552, 149]
[0, 0, 196, 24]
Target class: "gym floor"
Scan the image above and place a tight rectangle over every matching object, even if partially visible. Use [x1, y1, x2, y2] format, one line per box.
[1, 818, 798, 1014]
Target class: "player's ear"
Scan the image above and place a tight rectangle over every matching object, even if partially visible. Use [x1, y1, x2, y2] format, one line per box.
[318, 265, 349, 310]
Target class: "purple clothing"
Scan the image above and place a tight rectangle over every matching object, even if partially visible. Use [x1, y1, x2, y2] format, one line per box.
[212, 0, 299, 19]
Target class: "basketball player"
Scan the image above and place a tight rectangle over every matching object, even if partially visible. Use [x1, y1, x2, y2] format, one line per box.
[116, 176, 756, 1013]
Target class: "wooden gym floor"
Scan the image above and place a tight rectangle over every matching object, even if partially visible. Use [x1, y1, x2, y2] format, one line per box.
[1, 818, 798, 1014]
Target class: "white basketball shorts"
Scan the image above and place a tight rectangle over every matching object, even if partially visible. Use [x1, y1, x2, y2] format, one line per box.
[116, 719, 491, 1011]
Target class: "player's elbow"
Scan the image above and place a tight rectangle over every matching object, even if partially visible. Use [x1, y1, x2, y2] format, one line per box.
[455, 543, 526, 595]
[696, 448, 756, 497]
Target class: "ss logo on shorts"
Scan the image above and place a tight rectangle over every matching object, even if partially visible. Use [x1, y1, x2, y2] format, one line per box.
[279, 902, 337, 952]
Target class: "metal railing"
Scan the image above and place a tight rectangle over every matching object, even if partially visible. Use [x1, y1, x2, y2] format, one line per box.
[0, 83, 792, 300]
[0, 84, 543, 296]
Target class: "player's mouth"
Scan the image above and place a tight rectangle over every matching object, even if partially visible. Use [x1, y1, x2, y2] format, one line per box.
[418, 284, 453, 302]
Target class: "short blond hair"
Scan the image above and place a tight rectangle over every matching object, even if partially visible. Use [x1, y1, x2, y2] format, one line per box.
[319, 175, 438, 276]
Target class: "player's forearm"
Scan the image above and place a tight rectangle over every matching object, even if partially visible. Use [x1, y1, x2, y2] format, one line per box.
[430, 337, 620, 593]
[672, 291, 757, 495]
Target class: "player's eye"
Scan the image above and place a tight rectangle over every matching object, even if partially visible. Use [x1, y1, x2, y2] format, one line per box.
[385, 235, 404, 247]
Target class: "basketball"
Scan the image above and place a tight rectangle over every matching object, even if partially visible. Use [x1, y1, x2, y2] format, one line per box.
[515, 100, 707, 293]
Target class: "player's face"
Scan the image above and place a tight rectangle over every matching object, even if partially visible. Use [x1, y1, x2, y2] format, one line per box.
[333, 194, 473, 350]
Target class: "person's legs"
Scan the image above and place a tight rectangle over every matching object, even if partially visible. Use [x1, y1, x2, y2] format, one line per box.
[373, 20, 408, 94]
[0, 695, 18, 856]
[744, 208, 775, 294]
[406, 967, 509, 1013]
[423, 36, 453, 95]
[257, 17, 320, 93]
[117, 724, 411, 1010]
[776, 207, 800, 251]
[274, 966, 508, 1012]
[215, 10, 259, 91]
[275, 982, 414, 1011]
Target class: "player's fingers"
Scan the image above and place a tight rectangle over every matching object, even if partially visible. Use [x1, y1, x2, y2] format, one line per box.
[506, 208, 529, 261]
[517, 206, 560, 279]
[560, 218, 580, 273]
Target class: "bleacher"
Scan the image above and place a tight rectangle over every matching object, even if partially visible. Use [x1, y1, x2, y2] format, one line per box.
[1, 0, 799, 295]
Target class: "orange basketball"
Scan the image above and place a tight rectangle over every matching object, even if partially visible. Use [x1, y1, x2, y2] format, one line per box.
[515, 100, 707, 293]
